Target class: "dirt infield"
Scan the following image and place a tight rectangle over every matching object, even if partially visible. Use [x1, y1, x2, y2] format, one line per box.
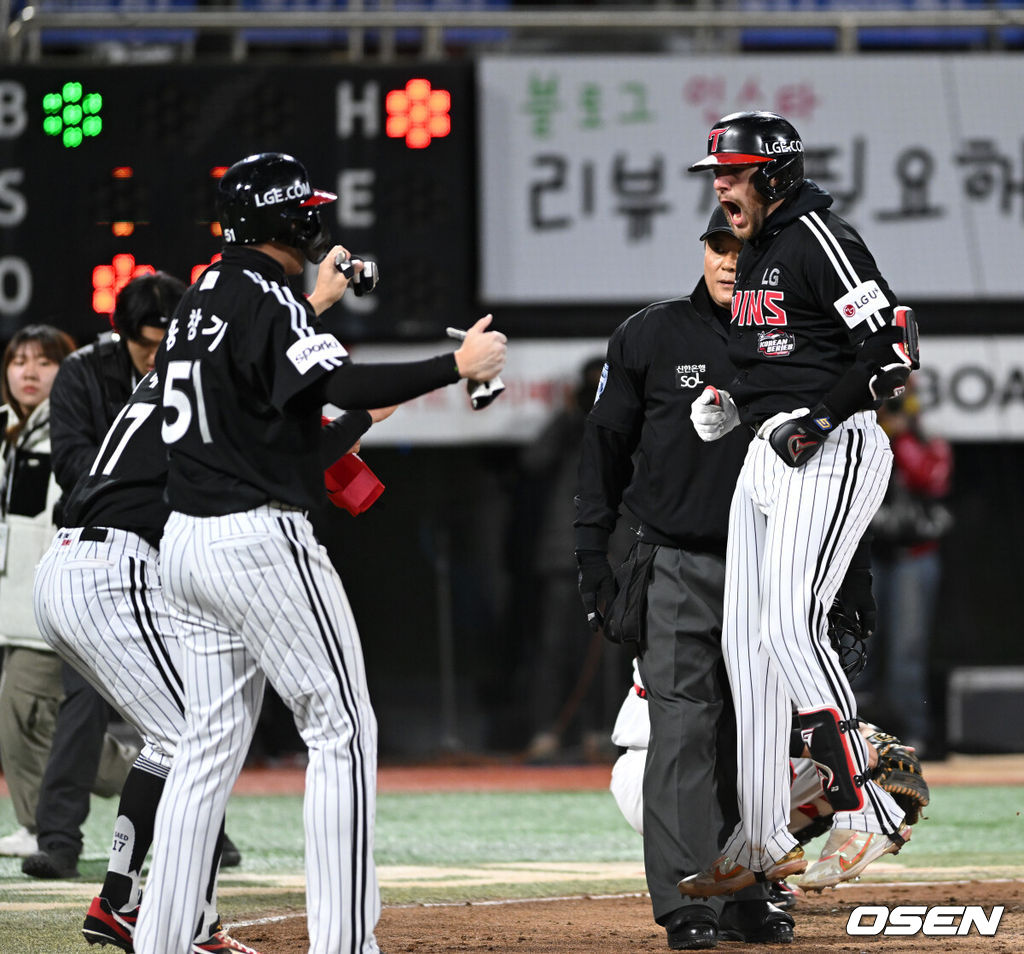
[226, 752, 1024, 797]
[236, 880, 1024, 953]
[224, 756, 1024, 953]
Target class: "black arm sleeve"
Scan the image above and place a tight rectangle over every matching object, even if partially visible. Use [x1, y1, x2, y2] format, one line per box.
[320, 410, 373, 468]
[573, 419, 637, 553]
[321, 354, 460, 410]
[820, 325, 907, 423]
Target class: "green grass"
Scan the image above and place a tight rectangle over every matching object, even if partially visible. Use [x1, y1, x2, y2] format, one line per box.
[0, 784, 1022, 953]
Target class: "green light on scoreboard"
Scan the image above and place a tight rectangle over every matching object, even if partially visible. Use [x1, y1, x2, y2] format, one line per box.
[42, 82, 103, 148]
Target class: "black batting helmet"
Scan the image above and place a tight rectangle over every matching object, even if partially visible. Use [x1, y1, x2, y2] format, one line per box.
[688, 111, 805, 202]
[216, 152, 336, 264]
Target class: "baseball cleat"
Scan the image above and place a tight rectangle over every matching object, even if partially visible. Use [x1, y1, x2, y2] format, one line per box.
[194, 926, 263, 954]
[0, 825, 38, 857]
[82, 896, 138, 951]
[797, 823, 912, 891]
[678, 847, 807, 898]
[767, 879, 804, 911]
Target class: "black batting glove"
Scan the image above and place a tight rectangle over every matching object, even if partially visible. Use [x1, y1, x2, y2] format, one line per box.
[576, 549, 615, 632]
[759, 403, 836, 467]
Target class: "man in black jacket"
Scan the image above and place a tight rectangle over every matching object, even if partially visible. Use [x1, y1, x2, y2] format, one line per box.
[575, 208, 794, 949]
[681, 111, 915, 899]
[22, 272, 197, 880]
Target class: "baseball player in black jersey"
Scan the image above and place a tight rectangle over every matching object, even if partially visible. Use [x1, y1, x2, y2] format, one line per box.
[575, 207, 795, 949]
[135, 152, 506, 954]
[680, 112, 918, 899]
[33, 367, 374, 953]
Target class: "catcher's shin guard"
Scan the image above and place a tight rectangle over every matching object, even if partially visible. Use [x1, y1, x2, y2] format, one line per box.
[797, 707, 867, 812]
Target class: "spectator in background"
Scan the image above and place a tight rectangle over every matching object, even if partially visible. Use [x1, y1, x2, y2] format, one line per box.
[0, 325, 77, 857]
[22, 273, 191, 880]
[866, 378, 953, 759]
[521, 357, 628, 763]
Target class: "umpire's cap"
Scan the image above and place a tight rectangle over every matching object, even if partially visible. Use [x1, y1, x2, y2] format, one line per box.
[700, 205, 734, 243]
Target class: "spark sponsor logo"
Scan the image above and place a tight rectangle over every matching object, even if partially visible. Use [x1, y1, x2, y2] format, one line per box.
[834, 280, 884, 328]
[847, 905, 1004, 937]
[733, 289, 787, 327]
[253, 180, 312, 207]
[286, 333, 348, 374]
[757, 330, 795, 357]
[676, 363, 707, 389]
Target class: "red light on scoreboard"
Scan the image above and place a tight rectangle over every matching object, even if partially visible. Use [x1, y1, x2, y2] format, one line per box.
[386, 78, 451, 149]
[92, 253, 155, 314]
[191, 253, 222, 284]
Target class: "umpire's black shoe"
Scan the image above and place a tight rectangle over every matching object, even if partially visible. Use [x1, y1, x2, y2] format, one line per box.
[664, 905, 719, 950]
[719, 899, 794, 944]
[221, 833, 242, 869]
[22, 846, 80, 880]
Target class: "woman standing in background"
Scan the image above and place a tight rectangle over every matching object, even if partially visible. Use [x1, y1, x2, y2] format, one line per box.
[0, 325, 76, 856]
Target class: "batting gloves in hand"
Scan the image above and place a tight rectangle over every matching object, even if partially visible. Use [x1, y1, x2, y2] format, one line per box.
[690, 386, 740, 442]
[758, 404, 835, 467]
[576, 550, 615, 632]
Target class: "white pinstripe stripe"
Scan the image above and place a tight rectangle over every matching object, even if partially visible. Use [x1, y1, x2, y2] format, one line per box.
[801, 211, 886, 332]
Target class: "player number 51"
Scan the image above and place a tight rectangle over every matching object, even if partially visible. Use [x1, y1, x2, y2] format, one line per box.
[162, 359, 213, 445]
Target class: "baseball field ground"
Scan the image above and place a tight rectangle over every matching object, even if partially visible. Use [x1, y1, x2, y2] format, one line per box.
[1, 756, 1022, 953]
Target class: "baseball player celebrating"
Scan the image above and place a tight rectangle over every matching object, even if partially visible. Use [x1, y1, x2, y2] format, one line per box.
[33, 365, 376, 953]
[680, 111, 918, 896]
[134, 152, 506, 954]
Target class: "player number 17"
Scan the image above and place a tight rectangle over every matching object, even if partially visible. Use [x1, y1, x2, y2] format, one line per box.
[162, 359, 213, 445]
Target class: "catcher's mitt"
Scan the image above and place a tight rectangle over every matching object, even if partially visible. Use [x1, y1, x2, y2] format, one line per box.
[863, 723, 930, 824]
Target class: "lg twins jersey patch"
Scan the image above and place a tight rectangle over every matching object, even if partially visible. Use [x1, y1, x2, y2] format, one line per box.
[286, 332, 348, 374]
[834, 279, 886, 330]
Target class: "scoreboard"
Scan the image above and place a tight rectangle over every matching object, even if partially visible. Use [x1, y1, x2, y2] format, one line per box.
[0, 64, 474, 346]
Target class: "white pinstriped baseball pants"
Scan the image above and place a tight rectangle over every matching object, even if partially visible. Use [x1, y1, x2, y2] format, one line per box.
[33, 526, 223, 930]
[720, 412, 907, 871]
[135, 505, 380, 954]
[34, 528, 186, 772]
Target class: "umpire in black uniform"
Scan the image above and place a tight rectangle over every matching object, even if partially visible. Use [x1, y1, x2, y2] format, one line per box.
[575, 208, 794, 949]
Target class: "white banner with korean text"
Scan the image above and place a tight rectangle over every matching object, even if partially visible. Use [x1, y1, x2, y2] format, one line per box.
[337, 336, 1024, 445]
[478, 55, 1024, 303]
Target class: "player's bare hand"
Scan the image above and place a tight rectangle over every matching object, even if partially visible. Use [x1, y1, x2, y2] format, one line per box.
[454, 314, 507, 382]
[369, 404, 399, 424]
[346, 440, 362, 456]
[308, 244, 361, 315]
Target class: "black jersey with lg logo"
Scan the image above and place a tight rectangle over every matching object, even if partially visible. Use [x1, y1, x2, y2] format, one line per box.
[62, 371, 168, 549]
[157, 246, 348, 517]
[726, 181, 898, 426]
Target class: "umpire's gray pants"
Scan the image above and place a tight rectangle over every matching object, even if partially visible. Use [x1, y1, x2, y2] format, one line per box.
[637, 546, 765, 925]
